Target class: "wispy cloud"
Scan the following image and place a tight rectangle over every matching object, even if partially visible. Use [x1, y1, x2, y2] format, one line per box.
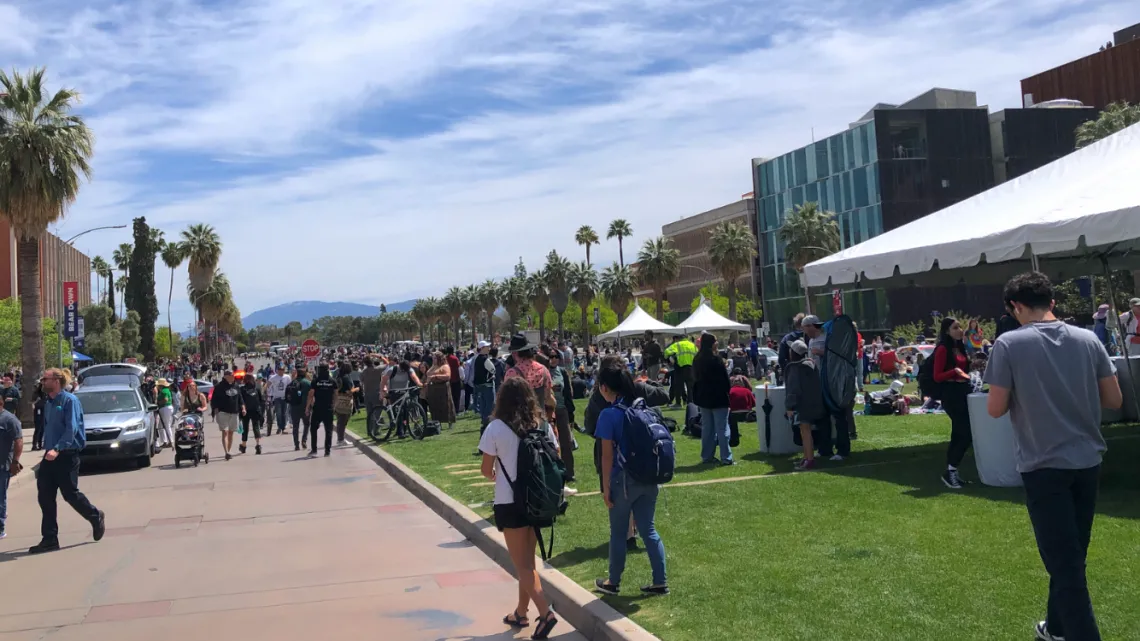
[5, 0, 1135, 328]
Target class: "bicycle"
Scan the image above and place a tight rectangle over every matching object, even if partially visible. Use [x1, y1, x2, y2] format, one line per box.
[368, 388, 426, 441]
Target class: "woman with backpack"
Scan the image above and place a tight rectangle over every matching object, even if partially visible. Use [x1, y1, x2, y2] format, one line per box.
[933, 317, 974, 489]
[692, 332, 734, 466]
[785, 340, 825, 470]
[477, 377, 560, 640]
[593, 361, 669, 597]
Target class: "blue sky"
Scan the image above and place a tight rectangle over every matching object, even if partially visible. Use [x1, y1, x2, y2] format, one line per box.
[1, 0, 1134, 331]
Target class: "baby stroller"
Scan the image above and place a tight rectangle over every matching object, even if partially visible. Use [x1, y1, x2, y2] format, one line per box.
[173, 414, 209, 468]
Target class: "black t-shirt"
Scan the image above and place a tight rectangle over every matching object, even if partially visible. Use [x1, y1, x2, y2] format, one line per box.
[311, 375, 337, 413]
[240, 383, 264, 416]
[337, 373, 354, 394]
[1, 386, 20, 414]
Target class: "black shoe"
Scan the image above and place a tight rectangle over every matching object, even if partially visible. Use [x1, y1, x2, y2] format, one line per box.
[594, 578, 620, 595]
[626, 537, 638, 551]
[225, 453, 232, 461]
[850, 432, 859, 440]
[92, 510, 106, 542]
[29, 539, 60, 554]
[295, 444, 300, 451]
[942, 469, 963, 490]
[239, 444, 247, 454]
[640, 584, 670, 596]
[324, 451, 331, 457]
[255, 445, 262, 455]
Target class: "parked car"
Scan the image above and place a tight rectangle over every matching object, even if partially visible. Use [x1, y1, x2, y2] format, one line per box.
[77, 363, 147, 388]
[74, 382, 159, 468]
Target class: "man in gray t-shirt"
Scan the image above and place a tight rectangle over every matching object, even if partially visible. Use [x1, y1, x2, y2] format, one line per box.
[983, 272, 1122, 641]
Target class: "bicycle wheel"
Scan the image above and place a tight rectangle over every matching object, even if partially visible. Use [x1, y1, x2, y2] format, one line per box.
[368, 405, 388, 441]
[406, 401, 427, 440]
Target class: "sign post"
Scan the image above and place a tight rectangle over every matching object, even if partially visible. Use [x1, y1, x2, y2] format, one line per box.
[301, 339, 321, 371]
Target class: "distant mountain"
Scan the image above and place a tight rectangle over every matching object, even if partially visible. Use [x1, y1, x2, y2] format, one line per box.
[241, 299, 416, 329]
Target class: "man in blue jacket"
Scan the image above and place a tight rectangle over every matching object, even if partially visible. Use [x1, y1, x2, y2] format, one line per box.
[31, 368, 105, 554]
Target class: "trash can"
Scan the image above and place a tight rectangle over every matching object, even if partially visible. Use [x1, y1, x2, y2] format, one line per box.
[966, 393, 1021, 488]
[754, 385, 798, 455]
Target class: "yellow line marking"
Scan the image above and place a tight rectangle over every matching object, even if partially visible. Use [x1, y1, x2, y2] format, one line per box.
[468, 481, 495, 487]
[444, 463, 481, 469]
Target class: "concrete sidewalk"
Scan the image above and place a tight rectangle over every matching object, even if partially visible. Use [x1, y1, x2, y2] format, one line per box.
[0, 427, 584, 641]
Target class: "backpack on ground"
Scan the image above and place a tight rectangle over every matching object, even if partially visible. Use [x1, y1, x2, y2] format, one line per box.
[285, 379, 303, 405]
[620, 399, 676, 485]
[684, 402, 702, 438]
[864, 392, 896, 416]
[497, 428, 565, 560]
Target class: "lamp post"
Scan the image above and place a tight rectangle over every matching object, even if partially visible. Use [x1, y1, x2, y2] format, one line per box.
[57, 225, 128, 366]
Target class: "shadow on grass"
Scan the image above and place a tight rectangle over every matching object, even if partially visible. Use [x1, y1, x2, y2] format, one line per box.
[547, 541, 609, 569]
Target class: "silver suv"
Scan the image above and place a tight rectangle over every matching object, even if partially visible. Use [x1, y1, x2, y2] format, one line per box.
[74, 383, 159, 468]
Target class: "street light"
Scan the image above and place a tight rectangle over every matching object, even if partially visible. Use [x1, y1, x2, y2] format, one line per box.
[57, 224, 128, 366]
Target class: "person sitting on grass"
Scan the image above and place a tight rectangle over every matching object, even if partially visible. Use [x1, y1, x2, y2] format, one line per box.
[785, 340, 825, 471]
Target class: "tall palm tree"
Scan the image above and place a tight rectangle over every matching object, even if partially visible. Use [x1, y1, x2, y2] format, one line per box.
[778, 202, 840, 313]
[607, 219, 634, 267]
[112, 242, 133, 277]
[600, 262, 635, 323]
[478, 279, 500, 342]
[0, 69, 93, 420]
[1075, 102, 1140, 148]
[411, 299, 431, 343]
[102, 262, 116, 317]
[462, 284, 482, 345]
[91, 256, 108, 302]
[637, 237, 681, 320]
[544, 250, 572, 339]
[180, 223, 222, 292]
[115, 275, 129, 319]
[500, 276, 529, 335]
[529, 272, 550, 343]
[443, 287, 464, 346]
[160, 241, 185, 355]
[570, 262, 599, 345]
[420, 297, 442, 344]
[187, 271, 231, 358]
[708, 220, 758, 322]
[575, 225, 599, 265]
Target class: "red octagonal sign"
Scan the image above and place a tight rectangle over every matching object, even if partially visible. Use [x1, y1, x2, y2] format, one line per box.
[301, 339, 321, 359]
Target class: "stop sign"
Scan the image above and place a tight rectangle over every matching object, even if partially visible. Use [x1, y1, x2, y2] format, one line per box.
[301, 339, 321, 360]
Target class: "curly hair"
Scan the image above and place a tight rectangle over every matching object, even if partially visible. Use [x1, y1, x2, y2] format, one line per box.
[492, 377, 542, 436]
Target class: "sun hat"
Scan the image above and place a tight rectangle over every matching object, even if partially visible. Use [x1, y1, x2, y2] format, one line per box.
[508, 332, 537, 353]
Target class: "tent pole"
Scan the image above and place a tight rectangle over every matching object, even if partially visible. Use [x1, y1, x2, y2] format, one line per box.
[1030, 252, 1040, 272]
[1100, 257, 1140, 420]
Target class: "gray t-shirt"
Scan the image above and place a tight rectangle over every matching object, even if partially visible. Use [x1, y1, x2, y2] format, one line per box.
[359, 366, 384, 403]
[0, 409, 22, 468]
[983, 321, 1115, 473]
[808, 334, 827, 368]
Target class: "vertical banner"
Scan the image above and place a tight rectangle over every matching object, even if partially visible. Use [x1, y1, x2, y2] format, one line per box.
[832, 289, 843, 316]
[593, 307, 600, 325]
[74, 317, 86, 348]
[63, 281, 79, 338]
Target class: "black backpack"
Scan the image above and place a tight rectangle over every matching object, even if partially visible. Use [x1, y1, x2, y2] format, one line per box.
[285, 379, 303, 405]
[498, 428, 565, 560]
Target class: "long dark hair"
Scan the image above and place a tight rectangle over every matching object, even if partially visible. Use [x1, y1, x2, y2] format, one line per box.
[492, 377, 542, 436]
[938, 317, 965, 356]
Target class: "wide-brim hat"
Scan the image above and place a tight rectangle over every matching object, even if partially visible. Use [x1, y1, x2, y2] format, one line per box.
[156, 378, 170, 387]
[508, 332, 537, 353]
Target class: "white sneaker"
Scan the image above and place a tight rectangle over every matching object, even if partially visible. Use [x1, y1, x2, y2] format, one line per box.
[829, 454, 845, 462]
[563, 486, 579, 497]
[1035, 621, 1064, 641]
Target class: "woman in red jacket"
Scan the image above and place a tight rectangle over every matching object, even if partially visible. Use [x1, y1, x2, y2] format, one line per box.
[934, 317, 973, 489]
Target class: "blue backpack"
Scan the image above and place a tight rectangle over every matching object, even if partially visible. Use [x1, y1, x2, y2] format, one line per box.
[618, 399, 675, 485]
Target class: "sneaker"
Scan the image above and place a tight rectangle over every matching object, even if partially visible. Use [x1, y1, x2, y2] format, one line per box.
[307, 451, 316, 458]
[224, 453, 232, 461]
[829, 454, 845, 462]
[720, 460, 736, 466]
[626, 537, 638, 551]
[239, 444, 246, 454]
[794, 459, 816, 471]
[295, 445, 300, 451]
[594, 579, 620, 595]
[640, 584, 670, 596]
[255, 445, 262, 455]
[92, 510, 106, 542]
[0, 530, 6, 540]
[563, 486, 578, 497]
[1035, 621, 1064, 641]
[29, 539, 60, 555]
[324, 451, 331, 457]
[942, 469, 964, 490]
[337, 439, 347, 447]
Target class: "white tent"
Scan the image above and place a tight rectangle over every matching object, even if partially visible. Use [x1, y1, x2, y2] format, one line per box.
[675, 303, 751, 334]
[803, 121, 1140, 289]
[596, 305, 682, 340]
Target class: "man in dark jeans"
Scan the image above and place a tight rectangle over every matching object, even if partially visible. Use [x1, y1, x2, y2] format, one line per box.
[306, 363, 338, 457]
[985, 272, 1121, 641]
[31, 368, 105, 554]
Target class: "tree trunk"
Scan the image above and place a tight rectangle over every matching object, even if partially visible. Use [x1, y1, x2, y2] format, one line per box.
[586, 246, 591, 265]
[557, 313, 564, 340]
[727, 282, 739, 344]
[107, 269, 116, 321]
[167, 267, 175, 358]
[17, 236, 44, 429]
[802, 281, 813, 315]
[486, 310, 494, 344]
[580, 307, 590, 346]
[619, 239, 625, 267]
[539, 314, 546, 343]
[655, 291, 664, 320]
[471, 316, 478, 346]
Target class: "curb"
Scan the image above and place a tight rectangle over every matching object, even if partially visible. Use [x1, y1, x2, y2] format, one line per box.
[348, 435, 662, 641]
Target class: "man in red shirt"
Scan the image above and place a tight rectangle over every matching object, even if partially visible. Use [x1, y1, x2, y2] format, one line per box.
[445, 346, 462, 415]
[877, 343, 899, 378]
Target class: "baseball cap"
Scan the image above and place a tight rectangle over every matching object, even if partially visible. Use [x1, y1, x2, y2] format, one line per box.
[1131, 298, 1140, 307]
[802, 314, 823, 327]
[789, 339, 809, 356]
[478, 341, 490, 348]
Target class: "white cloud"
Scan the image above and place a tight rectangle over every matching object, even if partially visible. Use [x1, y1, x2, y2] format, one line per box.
[6, 0, 1136, 330]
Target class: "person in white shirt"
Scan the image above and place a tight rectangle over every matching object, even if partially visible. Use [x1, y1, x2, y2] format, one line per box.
[1118, 297, 1140, 355]
[267, 366, 291, 435]
[478, 377, 560, 639]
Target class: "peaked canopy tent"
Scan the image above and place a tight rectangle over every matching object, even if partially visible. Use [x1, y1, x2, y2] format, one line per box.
[802, 122, 1140, 290]
[675, 303, 751, 334]
[596, 305, 682, 340]
[71, 351, 94, 362]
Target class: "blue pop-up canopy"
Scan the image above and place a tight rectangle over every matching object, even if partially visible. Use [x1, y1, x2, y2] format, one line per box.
[71, 351, 94, 362]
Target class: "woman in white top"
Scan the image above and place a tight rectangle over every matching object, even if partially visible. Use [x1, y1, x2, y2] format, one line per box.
[478, 377, 560, 640]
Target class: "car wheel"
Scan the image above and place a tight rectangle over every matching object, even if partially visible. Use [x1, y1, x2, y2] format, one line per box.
[137, 452, 152, 468]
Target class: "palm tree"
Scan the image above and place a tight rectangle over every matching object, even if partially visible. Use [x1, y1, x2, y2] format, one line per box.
[1076, 102, 1140, 148]
[411, 299, 431, 343]
[187, 271, 231, 358]
[500, 276, 529, 335]
[91, 256, 108, 302]
[443, 287, 464, 346]
[637, 237, 681, 320]
[708, 220, 758, 322]
[575, 225, 599, 265]
[778, 202, 840, 313]
[180, 223, 222, 292]
[420, 297, 442, 344]
[607, 219, 634, 267]
[570, 262, 599, 345]
[478, 279, 500, 342]
[0, 69, 93, 419]
[112, 243, 133, 277]
[160, 241, 185, 356]
[115, 275, 129, 319]
[529, 273, 550, 343]
[544, 250, 572, 339]
[600, 262, 635, 323]
[462, 284, 482, 345]
[102, 262, 116, 318]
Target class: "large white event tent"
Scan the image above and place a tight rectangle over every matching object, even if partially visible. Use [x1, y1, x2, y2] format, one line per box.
[675, 303, 751, 334]
[803, 121, 1140, 290]
[596, 305, 682, 340]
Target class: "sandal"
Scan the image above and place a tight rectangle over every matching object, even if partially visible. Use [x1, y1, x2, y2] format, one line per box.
[532, 612, 558, 640]
[503, 611, 529, 628]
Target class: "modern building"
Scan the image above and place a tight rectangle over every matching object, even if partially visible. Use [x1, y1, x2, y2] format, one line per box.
[0, 219, 93, 322]
[658, 196, 759, 314]
[1020, 23, 1140, 109]
[752, 88, 999, 335]
[989, 105, 1098, 183]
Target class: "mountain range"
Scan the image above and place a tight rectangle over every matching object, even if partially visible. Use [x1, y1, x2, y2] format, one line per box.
[241, 299, 416, 329]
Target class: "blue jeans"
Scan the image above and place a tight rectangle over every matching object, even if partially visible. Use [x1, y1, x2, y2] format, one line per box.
[608, 470, 666, 586]
[0, 468, 9, 532]
[475, 384, 495, 429]
[699, 406, 733, 463]
[273, 399, 289, 432]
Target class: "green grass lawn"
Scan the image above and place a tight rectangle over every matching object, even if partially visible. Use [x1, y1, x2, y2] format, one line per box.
[348, 400, 1140, 641]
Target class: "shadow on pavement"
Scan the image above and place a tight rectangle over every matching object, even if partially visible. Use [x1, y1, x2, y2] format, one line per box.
[0, 540, 94, 563]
